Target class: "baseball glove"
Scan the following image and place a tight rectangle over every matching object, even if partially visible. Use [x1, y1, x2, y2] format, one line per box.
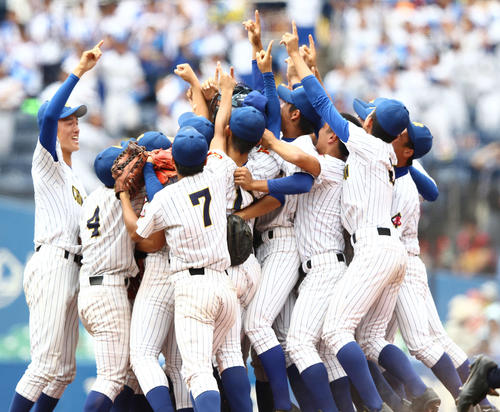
[112, 141, 148, 199]
[150, 148, 178, 185]
[227, 214, 253, 266]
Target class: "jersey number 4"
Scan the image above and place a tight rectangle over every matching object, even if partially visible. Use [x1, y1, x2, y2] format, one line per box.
[86, 206, 100, 237]
[189, 188, 212, 227]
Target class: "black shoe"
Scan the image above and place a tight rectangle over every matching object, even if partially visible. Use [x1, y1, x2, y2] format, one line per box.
[411, 387, 441, 412]
[457, 355, 499, 412]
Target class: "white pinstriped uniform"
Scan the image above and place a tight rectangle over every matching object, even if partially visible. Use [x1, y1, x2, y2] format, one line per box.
[385, 163, 467, 368]
[207, 150, 262, 375]
[244, 135, 316, 357]
[323, 123, 407, 361]
[287, 154, 347, 381]
[16, 141, 86, 402]
[135, 165, 237, 399]
[78, 186, 144, 401]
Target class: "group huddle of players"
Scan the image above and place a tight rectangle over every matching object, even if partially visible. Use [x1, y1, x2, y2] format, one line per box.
[8, 10, 499, 412]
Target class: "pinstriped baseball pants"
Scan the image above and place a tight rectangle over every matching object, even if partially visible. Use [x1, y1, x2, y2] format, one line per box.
[245, 229, 301, 356]
[323, 230, 407, 359]
[16, 246, 79, 402]
[173, 269, 237, 399]
[385, 255, 467, 368]
[78, 277, 132, 401]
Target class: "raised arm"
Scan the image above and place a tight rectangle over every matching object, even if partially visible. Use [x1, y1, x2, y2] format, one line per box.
[409, 161, 439, 201]
[256, 40, 281, 139]
[281, 23, 349, 142]
[210, 65, 236, 152]
[40, 40, 103, 160]
[174, 63, 209, 119]
[243, 10, 264, 91]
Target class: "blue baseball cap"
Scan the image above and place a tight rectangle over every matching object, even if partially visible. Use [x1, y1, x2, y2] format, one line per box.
[229, 106, 266, 143]
[353, 97, 409, 137]
[136, 131, 171, 151]
[277, 84, 323, 131]
[242, 91, 268, 115]
[172, 126, 208, 167]
[37, 101, 87, 130]
[178, 112, 215, 144]
[94, 146, 123, 188]
[407, 121, 433, 159]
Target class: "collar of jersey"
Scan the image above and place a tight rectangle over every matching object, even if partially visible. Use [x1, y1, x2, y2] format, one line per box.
[395, 166, 409, 179]
[282, 137, 295, 143]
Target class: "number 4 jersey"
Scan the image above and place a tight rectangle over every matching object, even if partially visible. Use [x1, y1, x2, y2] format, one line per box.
[135, 158, 231, 274]
[79, 186, 145, 278]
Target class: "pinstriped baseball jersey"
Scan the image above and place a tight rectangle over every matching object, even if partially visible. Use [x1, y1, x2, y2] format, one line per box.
[253, 134, 317, 233]
[206, 150, 254, 216]
[136, 167, 230, 273]
[391, 172, 420, 256]
[341, 123, 398, 235]
[295, 155, 345, 261]
[79, 186, 145, 278]
[32, 141, 87, 254]
[246, 145, 281, 199]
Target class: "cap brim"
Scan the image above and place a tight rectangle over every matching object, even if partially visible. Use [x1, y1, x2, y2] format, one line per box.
[60, 104, 87, 119]
[353, 98, 374, 121]
[277, 85, 294, 104]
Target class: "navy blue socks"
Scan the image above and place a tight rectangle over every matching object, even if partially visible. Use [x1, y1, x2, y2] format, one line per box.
[258, 345, 291, 410]
[287, 364, 316, 412]
[84, 391, 113, 412]
[337, 342, 383, 411]
[300, 363, 338, 412]
[32, 393, 59, 412]
[431, 353, 462, 398]
[220, 366, 252, 412]
[330, 376, 355, 412]
[9, 392, 35, 412]
[378, 344, 426, 398]
[146, 386, 175, 412]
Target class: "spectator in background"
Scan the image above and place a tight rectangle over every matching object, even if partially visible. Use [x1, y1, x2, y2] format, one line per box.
[455, 218, 497, 275]
[98, 32, 146, 137]
[0, 62, 25, 156]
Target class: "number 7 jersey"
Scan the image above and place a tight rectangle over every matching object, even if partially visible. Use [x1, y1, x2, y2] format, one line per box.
[135, 165, 230, 274]
[79, 186, 145, 278]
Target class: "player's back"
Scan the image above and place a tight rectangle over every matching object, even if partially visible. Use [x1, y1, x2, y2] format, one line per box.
[80, 185, 144, 277]
[146, 166, 230, 273]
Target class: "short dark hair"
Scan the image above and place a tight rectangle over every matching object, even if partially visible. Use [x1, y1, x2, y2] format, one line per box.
[371, 111, 397, 143]
[289, 104, 315, 135]
[174, 160, 205, 177]
[341, 112, 362, 128]
[231, 133, 258, 154]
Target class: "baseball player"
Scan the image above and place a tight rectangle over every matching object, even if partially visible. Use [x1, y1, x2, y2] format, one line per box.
[118, 118, 238, 412]
[129, 125, 211, 412]
[281, 22, 414, 411]
[9, 41, 103, 412]
[78, 143, 147, 412]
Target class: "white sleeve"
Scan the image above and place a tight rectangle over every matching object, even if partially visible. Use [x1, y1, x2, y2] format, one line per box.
[136, 195, 168, 238]
[316, 156, 344, 186]
[346, 122, 382, 160]
[32, 141, 65, 186]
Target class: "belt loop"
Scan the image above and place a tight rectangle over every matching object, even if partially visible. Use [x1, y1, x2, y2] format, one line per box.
[189, 268, 205, 276]
[64, 250, 69, 259]
[306, 260, 312, 269]
[337, 253, 345, 262]
[268, 230, 274, 240]
[352, 233, 357, 244]
[35, 245, 41, 252]
[377, 227, 391, 236]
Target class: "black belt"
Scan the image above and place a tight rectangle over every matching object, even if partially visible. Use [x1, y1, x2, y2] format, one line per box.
[305, 253, 344, 270]
[36, 245, 82, 266]
[352, 227, 391, 244]
[89, 276, 128, 286]
[189, 268, 205, 276]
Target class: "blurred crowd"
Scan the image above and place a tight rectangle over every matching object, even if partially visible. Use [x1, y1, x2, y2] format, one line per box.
[0, 0, 498, 273]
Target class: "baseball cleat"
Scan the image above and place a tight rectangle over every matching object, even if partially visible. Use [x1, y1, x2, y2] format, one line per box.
[410, 387, 441, 412]
[457, 355, 499, 412]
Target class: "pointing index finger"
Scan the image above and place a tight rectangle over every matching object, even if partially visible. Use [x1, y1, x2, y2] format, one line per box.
[266, 39, 274, 55]
[292, 21, 298, 37]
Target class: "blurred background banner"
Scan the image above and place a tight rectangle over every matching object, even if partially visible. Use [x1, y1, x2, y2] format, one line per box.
[0, 0, 498, 410]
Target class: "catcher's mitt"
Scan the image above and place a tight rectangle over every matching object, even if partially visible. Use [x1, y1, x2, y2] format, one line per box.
[112, 141, 148, 199]
[150, 148, 178, 185]
[227, 214, 253, 266]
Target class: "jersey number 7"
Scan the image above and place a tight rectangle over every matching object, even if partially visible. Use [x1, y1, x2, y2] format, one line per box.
[189, 188, 212, 227]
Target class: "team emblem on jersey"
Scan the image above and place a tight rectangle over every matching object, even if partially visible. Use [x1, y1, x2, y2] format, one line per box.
[207, 151, 222, 159]
[72, 186, 83, 205]
[391, 212, 402, 228]
[343, 164, 349, 180]
[257, 147, 270, 155]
